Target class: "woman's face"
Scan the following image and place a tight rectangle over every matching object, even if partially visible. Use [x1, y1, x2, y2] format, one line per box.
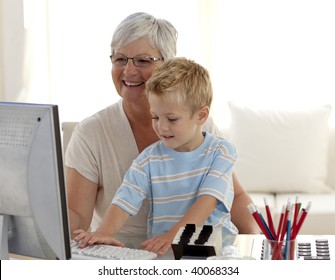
[112, 38, 163, 104]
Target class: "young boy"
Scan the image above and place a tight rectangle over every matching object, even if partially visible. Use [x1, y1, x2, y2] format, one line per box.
[74, 57, 238, 256]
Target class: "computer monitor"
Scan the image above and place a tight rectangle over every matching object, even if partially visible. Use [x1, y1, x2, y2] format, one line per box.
[0, 102, 71, 260]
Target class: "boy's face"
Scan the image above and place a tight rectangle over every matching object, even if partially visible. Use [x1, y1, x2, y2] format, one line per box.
[148, 93, 208, 152]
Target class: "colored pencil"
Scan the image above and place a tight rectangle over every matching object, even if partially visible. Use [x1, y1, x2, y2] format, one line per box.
[264, 197, 276, 239]
[247, 204, 273, 240]
[292, 202, 312, 239]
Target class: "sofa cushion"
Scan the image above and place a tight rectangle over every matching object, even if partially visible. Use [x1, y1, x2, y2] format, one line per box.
[228, 102, 332, 193]
[275, 193, 335, 234]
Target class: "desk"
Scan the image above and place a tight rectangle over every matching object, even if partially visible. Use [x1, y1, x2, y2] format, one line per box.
[115, 233, 257, 260]
[110, 233, 256, 260]
[116, 233, 335, 260]
[9, 234, 335, 260]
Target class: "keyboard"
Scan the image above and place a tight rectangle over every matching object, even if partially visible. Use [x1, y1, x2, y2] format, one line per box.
[70, 241, 157, 260]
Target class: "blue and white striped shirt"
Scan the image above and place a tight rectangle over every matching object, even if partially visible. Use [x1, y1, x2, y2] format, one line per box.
[112, 132, 238, 236]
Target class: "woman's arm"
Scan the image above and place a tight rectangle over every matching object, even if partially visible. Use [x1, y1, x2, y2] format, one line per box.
[230, 173, 260, 234]
[66, 167, 98, 238]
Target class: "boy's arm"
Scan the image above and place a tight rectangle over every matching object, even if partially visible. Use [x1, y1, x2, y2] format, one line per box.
[142, 195, 217, 255]
[168, 195, 218, 236]
[74, 204, 130, 247]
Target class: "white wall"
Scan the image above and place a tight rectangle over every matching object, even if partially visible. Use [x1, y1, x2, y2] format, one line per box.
[213, 0, 335, 127]
[0, 0, 25, 101]
[0, 0, 3, 100]
[1, 0, 335, 127]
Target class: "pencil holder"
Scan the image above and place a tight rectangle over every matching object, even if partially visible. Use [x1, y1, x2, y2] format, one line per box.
[263, 239, 297, 260]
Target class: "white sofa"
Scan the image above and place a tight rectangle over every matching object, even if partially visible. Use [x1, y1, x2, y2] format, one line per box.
[224, 103, 335, 235]
[62, 103, 335, 235]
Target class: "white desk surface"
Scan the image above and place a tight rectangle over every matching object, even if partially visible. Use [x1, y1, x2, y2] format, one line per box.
[116, 233, 335, 260]
[9, 234, 335, 260]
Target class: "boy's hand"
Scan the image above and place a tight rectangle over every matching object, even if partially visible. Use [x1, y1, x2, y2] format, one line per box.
[73, 229, 124, 248]
[141, 232, 174, 256]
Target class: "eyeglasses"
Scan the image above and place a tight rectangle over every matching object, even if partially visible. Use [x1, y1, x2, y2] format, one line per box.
[110, 54, 164, 68]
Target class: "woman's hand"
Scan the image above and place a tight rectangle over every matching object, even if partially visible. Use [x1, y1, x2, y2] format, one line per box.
[141, 232, 175, 256]
[73, 229, 124, 248]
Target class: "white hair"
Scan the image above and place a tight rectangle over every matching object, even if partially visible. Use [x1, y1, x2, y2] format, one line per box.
[111, 12, 178, 59]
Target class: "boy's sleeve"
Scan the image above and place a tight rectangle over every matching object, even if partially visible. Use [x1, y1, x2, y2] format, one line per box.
[198, 140, 237, 213]
[112, 161, 150, 216]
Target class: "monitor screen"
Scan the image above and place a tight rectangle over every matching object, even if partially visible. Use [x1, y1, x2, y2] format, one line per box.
[0, 102, 71, 260]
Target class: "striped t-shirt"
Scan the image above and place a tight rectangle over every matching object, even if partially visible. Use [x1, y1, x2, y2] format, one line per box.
[112, 132, 238, 236]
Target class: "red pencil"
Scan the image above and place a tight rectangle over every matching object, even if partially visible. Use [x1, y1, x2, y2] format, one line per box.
[291, 195, 299, 239]
[247, 204, 273, 240]
[280, 199, 291, 241]
[276, 205, 285, 241]
[264, 197, 276, 239]
[292, 202, 312, 239]
[272, 202, 292, 260]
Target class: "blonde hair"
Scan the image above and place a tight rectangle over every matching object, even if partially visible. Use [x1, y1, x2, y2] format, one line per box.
[145, 57, 212, 115]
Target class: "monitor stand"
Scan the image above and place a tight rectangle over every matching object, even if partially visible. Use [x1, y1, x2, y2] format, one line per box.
[0, 215, 9, 259]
